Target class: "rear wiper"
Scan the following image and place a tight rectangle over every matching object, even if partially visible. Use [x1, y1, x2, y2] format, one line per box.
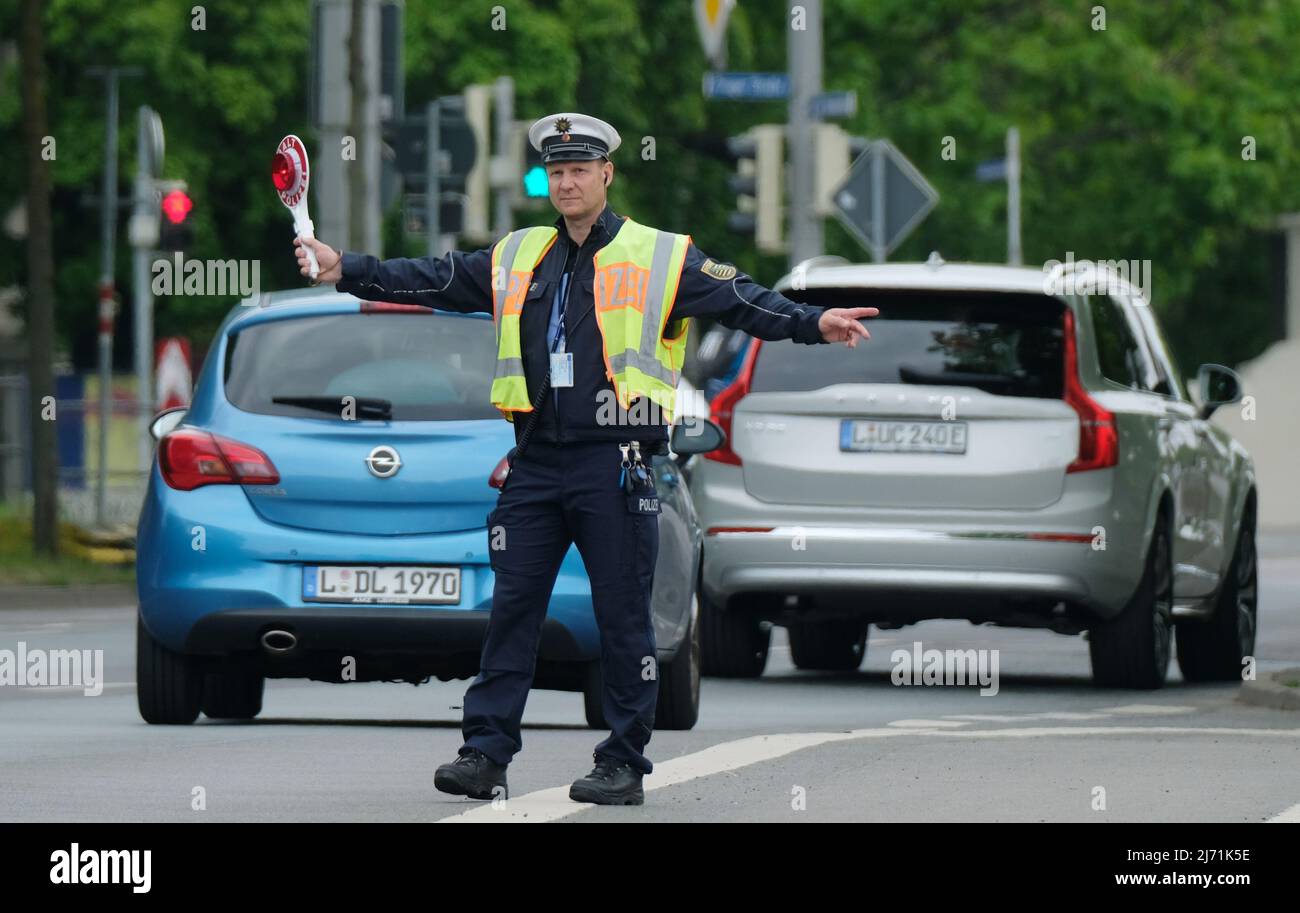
[898, 366, 1018, 387]
[271, 395, 392, 419]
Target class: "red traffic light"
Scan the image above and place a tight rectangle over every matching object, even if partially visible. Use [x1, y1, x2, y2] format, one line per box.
[161, 190, 193, 224]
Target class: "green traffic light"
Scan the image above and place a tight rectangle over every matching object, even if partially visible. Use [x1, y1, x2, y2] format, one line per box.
[523, 165, 549, 198]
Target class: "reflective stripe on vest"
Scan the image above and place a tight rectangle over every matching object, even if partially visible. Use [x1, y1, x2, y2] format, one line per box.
[489, 226, 558, 420]
[592, 218, 691, 423]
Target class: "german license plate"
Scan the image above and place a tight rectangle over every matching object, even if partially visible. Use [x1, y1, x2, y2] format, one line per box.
[302, 565, 461, 605]
[840, 419, 968, 454]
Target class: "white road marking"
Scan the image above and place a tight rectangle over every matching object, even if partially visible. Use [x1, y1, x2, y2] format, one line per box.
[1267, 802, 1300, 823]
[437, 723, 1300, 823]
[3, 682, 134, 694]
[887, 719, 970, 728]
[927, 725, 1300, 740]
[943, 712, 1112, 722]
[438, 728, 923, 823]
[1097, 703, 1198, 715]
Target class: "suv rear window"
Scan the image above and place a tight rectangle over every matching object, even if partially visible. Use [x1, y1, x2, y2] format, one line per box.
[224, 312, 501, 420]
[753, 289, 1065, 398]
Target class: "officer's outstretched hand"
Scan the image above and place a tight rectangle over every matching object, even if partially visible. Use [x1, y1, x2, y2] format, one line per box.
[295, 236, 344, 285]
[818, 307, 879, 348]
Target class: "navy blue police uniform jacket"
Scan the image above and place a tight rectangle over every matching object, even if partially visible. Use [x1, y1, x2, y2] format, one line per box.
[336, 204, 828, 449]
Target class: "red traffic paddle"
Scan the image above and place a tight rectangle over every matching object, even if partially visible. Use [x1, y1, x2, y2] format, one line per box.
[271, 134, 319, 280]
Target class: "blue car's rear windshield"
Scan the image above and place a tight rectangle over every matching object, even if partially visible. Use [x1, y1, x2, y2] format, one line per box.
[223, 312, 501, 421]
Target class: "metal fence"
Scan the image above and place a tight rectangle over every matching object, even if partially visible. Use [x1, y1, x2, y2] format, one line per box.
[0, 370, 151, 529]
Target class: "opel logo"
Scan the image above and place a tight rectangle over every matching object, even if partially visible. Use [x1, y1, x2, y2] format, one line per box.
[365, 445, 402, 479]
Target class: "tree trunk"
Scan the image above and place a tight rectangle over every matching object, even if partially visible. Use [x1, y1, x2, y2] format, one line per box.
[19, 0, 59, 556]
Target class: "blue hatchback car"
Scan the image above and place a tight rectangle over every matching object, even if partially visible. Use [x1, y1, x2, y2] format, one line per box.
[136, 289, 711, 730]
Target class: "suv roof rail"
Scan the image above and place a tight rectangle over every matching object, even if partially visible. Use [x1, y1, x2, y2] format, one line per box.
[790, 255, 851, 273]
[1046, 257, 1147, 301]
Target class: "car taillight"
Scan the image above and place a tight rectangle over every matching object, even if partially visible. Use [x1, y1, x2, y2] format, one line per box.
[704, 340, 761, 466]
[159, 429, 280, 491]
[1062, 308, 1119, 472]
[488, 455, 510, 489]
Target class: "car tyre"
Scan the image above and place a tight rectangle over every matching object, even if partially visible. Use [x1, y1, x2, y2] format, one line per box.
[656, 595, 701, 730]
[1176, 505, 1258, 682]
[700, 590, 771, 678]
[136, 616, 203, 724]
[1089, 520, 1173, 689]
[202, 665, 265, 720]
[788, 620, 869, 672]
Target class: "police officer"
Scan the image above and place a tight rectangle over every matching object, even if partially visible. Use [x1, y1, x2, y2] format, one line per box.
[295, 112, 877, 806]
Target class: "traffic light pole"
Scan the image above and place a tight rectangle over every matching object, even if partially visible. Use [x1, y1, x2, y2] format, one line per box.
[425, 99, 442, 258]
[85, 66, 136, 528]
[131, 107, 163, 476]
[493, 76, 514, 239]
[787, 0, 823, 267]
[1007, 126, 1022, 266]
[94, 70, 117, 528]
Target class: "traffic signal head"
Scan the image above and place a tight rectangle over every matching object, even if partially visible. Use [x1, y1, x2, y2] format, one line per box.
[726, 125, 784, 254]
[157, 181, 193, 251]
[523, 138, 548, 198]
[510, 119, 550, 206]
[161, 190, 192, 224]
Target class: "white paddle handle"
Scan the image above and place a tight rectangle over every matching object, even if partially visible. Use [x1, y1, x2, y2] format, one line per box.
[295, 214, 320, 280]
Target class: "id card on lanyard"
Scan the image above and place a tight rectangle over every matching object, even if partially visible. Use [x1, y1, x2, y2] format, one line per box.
[550, 350, 574, 387]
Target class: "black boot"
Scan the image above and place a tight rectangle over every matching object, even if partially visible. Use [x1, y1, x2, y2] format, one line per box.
[435, 747, 508, 800]
[569, 754, 644, 805]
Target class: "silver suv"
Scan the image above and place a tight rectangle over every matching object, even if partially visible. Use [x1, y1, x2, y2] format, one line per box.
[689, 258, 1257, 689]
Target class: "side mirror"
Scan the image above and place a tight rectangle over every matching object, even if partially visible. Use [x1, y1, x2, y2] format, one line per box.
[670, 417, 726, 455]
[1196, 364, 1242, 420]
[149, 407, 187, 441]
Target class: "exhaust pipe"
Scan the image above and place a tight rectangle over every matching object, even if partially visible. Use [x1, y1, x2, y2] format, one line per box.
[260, 629, 298, 654]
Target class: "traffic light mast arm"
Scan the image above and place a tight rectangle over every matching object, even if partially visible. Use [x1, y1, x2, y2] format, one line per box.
[336, 246, 496, 314]
[667, 244, 826, 345]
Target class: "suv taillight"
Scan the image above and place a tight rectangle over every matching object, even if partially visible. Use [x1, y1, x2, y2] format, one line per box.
[159, 429, 280, 490]
[704, 340, 761, 466]
[1062, 308, 1119, 472]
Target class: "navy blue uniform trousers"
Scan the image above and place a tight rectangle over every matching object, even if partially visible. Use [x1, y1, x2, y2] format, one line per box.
[462, 439, 659, 775]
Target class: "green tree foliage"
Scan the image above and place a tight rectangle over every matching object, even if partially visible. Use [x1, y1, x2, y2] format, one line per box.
[0, 0, 312, 353]
[3, 0, 1299, 371]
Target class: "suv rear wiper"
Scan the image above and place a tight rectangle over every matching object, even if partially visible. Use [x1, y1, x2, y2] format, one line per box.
[271, 395, 393, 419]
[898, 366, 1019, 387]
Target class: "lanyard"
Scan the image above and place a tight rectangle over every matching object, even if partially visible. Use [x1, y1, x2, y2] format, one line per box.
[550, 272, 571, 354]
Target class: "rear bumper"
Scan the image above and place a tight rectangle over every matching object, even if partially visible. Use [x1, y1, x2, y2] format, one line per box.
[135, 464, 602, 659]
[693, 462, 1145, 620]
[182, 606, 584, 660]
[158, 607, 591, 689]
[709, 545, 1089, 601]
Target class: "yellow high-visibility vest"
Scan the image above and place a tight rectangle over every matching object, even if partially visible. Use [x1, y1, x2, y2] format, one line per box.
[489, 217, 692, 423]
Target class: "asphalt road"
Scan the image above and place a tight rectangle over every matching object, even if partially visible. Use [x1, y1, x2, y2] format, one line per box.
[2, 545, 1298, 823]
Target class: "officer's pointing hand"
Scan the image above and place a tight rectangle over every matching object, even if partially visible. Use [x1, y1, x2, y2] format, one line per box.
[295, 236, 344, 285]
[818, 307, 879, 348]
